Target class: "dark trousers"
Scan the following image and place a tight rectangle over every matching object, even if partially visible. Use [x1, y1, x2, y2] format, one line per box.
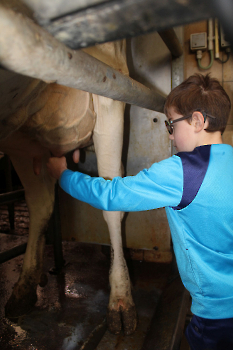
[185, 315, 233, 350]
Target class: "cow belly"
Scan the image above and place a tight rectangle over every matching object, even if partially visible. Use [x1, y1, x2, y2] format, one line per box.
[0, 76, 46, 141]
[22, 84, 96, 156]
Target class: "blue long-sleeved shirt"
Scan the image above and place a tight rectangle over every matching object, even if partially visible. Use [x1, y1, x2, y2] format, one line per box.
[60, 144, 233, 319]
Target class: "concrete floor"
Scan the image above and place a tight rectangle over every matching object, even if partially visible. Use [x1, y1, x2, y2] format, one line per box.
[0, 196, 191, 350]
[0, 231, 191, 350]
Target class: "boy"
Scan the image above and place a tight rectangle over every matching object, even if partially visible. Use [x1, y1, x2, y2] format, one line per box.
[47, 74, 233, 349]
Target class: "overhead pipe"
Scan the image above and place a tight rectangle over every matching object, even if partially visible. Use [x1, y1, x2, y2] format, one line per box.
[24, 0, 214, 50]
[21, 0, 108, 20]
[0, 5, 166, 112]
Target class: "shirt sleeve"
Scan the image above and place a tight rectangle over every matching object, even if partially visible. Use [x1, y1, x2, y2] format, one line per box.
[59, 155, 184, 211]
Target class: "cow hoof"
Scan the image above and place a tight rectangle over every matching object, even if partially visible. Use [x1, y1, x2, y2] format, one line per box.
[107, 304, 137, 335]
[122, 304, 137, 335]
[5, 286, 37, 319]
[107, 308, 122, 334]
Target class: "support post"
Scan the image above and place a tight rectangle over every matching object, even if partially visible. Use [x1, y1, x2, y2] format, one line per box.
[158, 29, 183, 58]
[51, 182, 65, 273]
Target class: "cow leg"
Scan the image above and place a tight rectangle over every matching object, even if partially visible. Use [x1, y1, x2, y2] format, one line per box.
[5, 153, 56, 318]
[93, 96, 137, 335]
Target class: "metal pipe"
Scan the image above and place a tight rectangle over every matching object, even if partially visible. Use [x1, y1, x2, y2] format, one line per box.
[208, 19, 214, 51]
[158, 29, 183, 58]
[0, 243, 27, 264]
[215, 19, 219, 59]
[41, 0, 213, 50]
[0, 189, 25, 205]
[22, 0, 109, 20]
[52, 183, 65, 272]
[0, 5, 166, 112]
[171, 26, 184, 156]
[4, 155, 15, 230]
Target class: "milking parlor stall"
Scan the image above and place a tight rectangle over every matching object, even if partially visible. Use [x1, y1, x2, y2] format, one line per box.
[0, 1, 231, 349]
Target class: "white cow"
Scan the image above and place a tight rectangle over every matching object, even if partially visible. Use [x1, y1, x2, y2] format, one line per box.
[0, 40, 137, 335]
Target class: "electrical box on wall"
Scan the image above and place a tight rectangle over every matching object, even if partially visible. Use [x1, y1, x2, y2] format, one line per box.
[190, 32, 207, 51]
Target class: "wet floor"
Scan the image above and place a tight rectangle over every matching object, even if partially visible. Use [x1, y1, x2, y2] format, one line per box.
[0, 231, 176, 350]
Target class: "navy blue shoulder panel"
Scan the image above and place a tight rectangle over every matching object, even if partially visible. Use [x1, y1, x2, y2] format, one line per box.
[173, 145, 211, 210]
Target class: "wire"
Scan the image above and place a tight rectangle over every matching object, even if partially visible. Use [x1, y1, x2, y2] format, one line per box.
[197, 50, 214, 70]
[218, 51, 230, 64]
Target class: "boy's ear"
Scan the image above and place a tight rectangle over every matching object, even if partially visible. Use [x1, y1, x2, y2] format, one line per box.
[192, 111, 205, 132]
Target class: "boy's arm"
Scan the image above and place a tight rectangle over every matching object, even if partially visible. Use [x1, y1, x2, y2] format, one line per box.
[58, 156, 183, 212]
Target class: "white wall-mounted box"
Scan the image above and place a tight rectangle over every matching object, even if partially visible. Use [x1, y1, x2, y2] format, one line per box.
[190, 32, 207, 50]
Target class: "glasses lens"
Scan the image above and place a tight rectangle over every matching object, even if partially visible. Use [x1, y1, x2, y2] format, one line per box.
[165, 121, 173, 135]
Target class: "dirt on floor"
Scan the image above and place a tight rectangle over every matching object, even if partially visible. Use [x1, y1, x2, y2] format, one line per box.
[0, 231, 173, 350]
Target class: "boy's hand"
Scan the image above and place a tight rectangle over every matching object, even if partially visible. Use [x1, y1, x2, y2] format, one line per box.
[47, 156, 67, 180]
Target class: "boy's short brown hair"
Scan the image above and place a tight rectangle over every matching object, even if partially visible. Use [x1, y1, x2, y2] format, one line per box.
[164, 74, 231, 134]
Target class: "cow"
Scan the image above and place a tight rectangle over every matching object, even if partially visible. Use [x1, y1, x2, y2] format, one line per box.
[0, 37, 137, 335]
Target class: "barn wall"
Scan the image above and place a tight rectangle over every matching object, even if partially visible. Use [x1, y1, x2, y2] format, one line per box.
[60, 31, 176, 263]
[183, 20, 233, 145]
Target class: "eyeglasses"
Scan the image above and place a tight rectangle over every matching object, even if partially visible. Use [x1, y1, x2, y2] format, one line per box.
[165, 110, 216, 135]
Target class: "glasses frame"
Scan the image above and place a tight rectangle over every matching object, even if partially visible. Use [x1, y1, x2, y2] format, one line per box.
[165, 110, 216, 135]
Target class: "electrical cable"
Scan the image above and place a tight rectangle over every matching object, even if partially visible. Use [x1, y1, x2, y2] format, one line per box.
[197, 50, 214, 70]
[218, 50, 230, 64]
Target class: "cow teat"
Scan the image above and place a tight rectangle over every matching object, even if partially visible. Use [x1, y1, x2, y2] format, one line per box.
[33, 156, 42, 175]
[73, 149, 80, 164]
